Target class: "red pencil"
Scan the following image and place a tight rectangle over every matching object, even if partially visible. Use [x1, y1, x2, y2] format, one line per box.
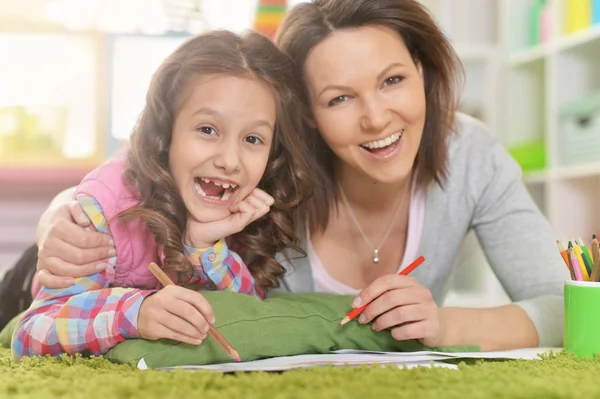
[339, 255, 426, 326]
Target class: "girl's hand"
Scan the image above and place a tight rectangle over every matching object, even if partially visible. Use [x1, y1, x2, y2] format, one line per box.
[37, 201, 114, 288]
[185, 188, 274, 248]
[354, 274, 446, 347]
[138, 285, 215, 346]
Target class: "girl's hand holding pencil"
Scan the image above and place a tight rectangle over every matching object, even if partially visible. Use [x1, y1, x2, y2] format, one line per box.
[138, 283, 215, 346]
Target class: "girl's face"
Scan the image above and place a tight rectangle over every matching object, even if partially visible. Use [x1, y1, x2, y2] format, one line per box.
[304, 25, 426, 184]
[169, 74, 277, 223]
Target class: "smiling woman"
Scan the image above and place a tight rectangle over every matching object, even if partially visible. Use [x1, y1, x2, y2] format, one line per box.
[272, 0, 568, 352]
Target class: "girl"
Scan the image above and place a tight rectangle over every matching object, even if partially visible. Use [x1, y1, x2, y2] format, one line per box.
[11, 30, 314, 359]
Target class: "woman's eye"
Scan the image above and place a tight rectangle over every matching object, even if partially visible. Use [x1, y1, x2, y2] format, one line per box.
[245, 135, 263, 145]
[328, 95, 349, 107]
[199, 126, 216, 135]
[383, 76, 404, 87]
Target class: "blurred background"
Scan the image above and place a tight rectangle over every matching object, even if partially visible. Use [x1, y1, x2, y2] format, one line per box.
[0, 0, 599, 306]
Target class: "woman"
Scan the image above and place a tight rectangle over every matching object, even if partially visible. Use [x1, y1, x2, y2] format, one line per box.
[30, 0, 567, 350]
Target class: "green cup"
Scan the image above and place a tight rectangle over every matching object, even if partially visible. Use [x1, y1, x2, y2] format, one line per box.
[564, 280, 600, 359]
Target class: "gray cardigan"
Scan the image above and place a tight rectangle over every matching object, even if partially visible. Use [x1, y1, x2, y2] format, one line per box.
[274, 113, 568, 347]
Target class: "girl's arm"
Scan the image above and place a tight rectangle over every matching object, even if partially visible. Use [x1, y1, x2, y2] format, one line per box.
[12, 194, 156, 359]
[12, 268, 155, 359]
[185, 241, 267, 300]
[13, 194, 265, 359]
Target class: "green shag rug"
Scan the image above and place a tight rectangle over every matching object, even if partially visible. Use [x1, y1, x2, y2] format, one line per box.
[1, 348, 599, 399]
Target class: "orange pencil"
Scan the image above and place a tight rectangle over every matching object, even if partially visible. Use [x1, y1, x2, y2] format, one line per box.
[557, 240, 576, 280]
[148, 262, 241, 362]
[339, 256, 425, 326]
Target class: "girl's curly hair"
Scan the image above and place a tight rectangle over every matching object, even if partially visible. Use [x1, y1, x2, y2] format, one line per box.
[119, 30, 315, 290]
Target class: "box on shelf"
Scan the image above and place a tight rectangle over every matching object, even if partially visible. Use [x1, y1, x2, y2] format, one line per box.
[565, 0, 591, 34]
[508, 140, 546, 172]
[559, 93, 600, 166]
[593, 0, 600, 24]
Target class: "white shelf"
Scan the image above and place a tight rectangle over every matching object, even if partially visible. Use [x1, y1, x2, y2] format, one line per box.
[524, 163, 600, 184]
[454, 44, 497, 62]
[508, 25, 600, 67]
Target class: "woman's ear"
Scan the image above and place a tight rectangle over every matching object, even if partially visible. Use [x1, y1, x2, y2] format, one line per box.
[307, 118, 317, 129]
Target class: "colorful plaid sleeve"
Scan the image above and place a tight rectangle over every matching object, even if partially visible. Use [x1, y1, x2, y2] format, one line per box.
[184, 240, 267, 300]
[11, 195, 156, 359]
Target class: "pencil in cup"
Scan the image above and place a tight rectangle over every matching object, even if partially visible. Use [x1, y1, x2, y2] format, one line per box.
[570, 241, 591, 281]
[568, 247, 585, 282]
[590, 235, 600, 282]
[339, 255, 425, 326]
[148, 262, 241, 362]
[557, 240, 576, 280]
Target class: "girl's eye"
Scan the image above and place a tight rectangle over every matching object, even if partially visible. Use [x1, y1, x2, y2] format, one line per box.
[245, 135, 263, 145]
[199, 126, 216, 135]
[383, 76, 404, 87]
[328, 95, 349, 107]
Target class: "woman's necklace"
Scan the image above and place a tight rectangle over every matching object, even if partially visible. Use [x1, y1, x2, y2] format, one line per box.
[338, 180, 410, 264]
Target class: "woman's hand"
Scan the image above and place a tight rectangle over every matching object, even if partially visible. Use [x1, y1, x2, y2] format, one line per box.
[354, 274, 446, 347]
[37, 201, 115, 288]
[185, 188, 275, 248]
[138, 285, 215, 345]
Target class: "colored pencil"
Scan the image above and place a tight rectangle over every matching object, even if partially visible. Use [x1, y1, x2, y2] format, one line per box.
[557, 240, 576, 280]
[568, 247, 584, 281]
[590, 235, 600, 282]
[148, 262, 241, 362]
[339, 256, 425, 326]
[577, 236, 594, 272]
[571, 241, 591, 281]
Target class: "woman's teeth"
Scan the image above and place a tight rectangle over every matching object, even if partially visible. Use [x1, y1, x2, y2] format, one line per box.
[360, 129, 404, 150]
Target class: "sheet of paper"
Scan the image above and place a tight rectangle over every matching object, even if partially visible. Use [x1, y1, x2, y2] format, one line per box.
[137, 347, 560, 372]
[137, 352, 458, 372]
[332, 347, 561, 360]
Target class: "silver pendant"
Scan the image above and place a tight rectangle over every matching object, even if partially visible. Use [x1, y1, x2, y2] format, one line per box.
[373, 249, 379, 264]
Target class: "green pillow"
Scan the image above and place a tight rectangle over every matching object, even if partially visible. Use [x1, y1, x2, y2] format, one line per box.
[104, 291, 479, 368]
[0, 314, 20, 348]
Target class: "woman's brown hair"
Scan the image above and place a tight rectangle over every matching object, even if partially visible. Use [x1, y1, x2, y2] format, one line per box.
[119, 30, 314, 290]
[276, 0, 464, 232]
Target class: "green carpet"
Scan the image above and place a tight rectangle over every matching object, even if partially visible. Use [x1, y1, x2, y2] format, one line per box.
[2, 348, 599, 398]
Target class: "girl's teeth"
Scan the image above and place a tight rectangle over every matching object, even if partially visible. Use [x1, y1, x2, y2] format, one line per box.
[194, 180, 236, 201]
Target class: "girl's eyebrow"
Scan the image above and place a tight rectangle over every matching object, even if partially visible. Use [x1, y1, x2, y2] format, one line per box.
[191, 106, 273, 131]
[246, 119, 274, 131]
[191, 106, 220, 118]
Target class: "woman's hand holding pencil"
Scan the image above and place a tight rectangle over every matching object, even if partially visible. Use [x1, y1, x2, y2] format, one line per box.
[339, 256, 445, 346]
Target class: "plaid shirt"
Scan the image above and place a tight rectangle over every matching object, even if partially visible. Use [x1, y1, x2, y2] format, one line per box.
[12, 195, 265, 359]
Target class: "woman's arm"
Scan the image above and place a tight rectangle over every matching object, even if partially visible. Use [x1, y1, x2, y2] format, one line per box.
[35, 187, 114, 289]
[13, 194, 155, 359]
[450, 139, 568, 350]
[36, 186, 77, 245]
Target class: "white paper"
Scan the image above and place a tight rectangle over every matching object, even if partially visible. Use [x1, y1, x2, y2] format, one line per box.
[137, 347, 560, 373]
[332, 347, 560, 361]
[138, 352, 458, 372]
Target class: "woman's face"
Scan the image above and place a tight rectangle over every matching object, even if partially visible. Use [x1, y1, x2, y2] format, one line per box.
[304, 25, 426, 184]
